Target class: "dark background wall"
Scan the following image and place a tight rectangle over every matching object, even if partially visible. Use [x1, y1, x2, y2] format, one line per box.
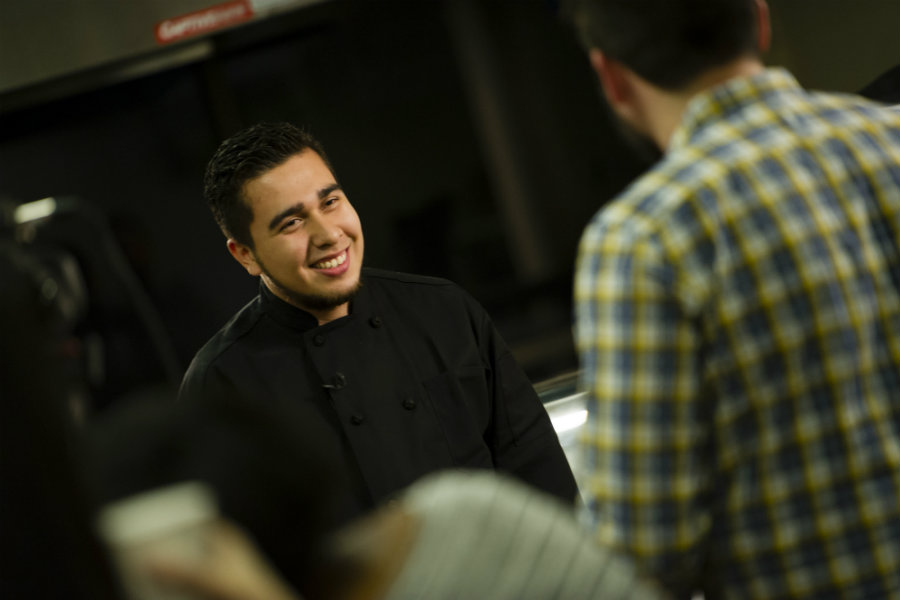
[0, 0, 897, 413]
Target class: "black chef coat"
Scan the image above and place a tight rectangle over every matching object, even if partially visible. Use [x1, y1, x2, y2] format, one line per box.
[180, 269, 577, 517]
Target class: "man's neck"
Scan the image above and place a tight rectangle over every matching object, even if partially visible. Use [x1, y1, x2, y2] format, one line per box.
[646, 58, 765, 150]
[261, 276, 351, 325]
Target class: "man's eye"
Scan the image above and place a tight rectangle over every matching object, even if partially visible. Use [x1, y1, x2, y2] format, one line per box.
[324, 197, 339, 207]
[281, 218, 303, 231]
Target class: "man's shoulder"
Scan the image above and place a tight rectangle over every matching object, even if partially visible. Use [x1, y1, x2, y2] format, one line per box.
[360, 268, 481, 318]
[361, 268, 468, 301]
[809, 86, 900, 122]
[362, 267, 457, 289]
[187, 295, 265, 369]
[585, 155, 704, 242]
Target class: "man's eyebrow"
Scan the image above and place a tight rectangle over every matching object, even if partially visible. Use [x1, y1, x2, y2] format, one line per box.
[268, 203, 306, 232]
[318, 182, 341, 199]
[266, 184, 342, 231]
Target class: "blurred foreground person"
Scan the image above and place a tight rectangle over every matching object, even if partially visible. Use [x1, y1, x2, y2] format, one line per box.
[0, 241, 123, 599]
[568, 0, 900, 598]
[146, 471, 667, 600]
[83, 392, 351, 597]
[86, 394, 663, 599]
[181, 122, 577, 517]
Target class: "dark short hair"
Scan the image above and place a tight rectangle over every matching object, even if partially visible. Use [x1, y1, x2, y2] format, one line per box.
[203, 122, 334, 248]
[83, 390, 353, 596]
[567, 0, 760, 91]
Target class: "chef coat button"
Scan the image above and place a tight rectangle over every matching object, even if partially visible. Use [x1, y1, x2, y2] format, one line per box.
[313, 333, 325, 346]
[350, 413, 365, 425]
[369, 316, 383, 328]
[402, 398, 417, 410]
[332, 372, 347, 390]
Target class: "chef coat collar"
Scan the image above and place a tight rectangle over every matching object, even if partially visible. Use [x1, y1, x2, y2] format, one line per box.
[258, 278, 370, 332]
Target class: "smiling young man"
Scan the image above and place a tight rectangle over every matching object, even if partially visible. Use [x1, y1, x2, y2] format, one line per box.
[180, 122, 577, 521]
[227, 149, 363, 324]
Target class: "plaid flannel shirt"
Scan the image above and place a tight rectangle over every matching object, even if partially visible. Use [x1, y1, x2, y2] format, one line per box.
[574, 68, 900, 599]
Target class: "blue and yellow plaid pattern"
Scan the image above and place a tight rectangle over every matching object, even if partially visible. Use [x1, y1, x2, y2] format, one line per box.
[574, 68, 900, 599]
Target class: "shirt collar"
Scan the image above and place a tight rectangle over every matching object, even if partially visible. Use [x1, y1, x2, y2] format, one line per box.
[669, 67, 801, 151]
[258, 275, 371, 332]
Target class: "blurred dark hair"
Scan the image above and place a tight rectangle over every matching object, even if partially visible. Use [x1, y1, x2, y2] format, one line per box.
[82, 389, 353, 597]
[204, 122, 334, 248]
[566, 0, 760, 90]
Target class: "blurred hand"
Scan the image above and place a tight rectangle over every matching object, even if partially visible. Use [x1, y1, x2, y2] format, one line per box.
[144, 519, 300, 600]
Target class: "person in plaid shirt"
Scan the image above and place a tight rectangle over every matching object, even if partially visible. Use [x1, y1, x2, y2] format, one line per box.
[568, 0, 900, 598]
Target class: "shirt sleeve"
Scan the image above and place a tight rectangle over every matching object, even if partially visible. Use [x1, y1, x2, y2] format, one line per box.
[573, 217, 713, 597]
[464, 292, 579, 506]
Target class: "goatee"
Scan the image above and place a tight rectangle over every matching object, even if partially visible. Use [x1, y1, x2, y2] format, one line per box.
[259, 262, 362, 313]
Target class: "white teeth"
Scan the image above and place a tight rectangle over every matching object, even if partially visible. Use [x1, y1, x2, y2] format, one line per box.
[314, 252, 346, 269]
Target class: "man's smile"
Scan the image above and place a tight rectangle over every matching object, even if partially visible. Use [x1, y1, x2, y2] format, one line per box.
[311, 249, 349, 271]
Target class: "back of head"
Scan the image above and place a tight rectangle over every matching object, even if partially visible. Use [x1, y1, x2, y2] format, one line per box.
[203, 122, 333, 247]
[82, 390, 352, 597]
[568, 0, 760, 90]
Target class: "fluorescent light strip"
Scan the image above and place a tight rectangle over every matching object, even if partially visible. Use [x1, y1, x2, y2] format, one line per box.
[14, 197, 57, 224]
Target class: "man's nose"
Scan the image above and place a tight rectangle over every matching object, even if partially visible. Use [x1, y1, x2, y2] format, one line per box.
[308, 215, 341, 246]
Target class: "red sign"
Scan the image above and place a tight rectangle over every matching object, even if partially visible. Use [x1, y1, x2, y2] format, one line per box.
[155, 0, 254, 45]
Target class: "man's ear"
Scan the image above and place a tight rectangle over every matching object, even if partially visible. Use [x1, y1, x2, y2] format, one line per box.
[589, 49, 643, 123]
[754, 0, 771, 53]
[227, 239, 262, 276]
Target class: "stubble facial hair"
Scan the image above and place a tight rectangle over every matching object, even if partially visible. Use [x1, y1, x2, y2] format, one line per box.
[256, 257, 363, 313]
